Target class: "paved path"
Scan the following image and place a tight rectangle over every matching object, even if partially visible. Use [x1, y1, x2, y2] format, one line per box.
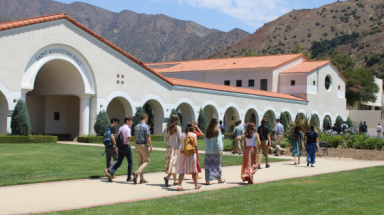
[1, 158, 383, 215]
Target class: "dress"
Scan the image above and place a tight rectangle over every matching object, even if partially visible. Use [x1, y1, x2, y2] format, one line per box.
[204, 132, 223, 182]
[164, 126, 182, 174]
[291, 132, 304, 157]
[241, 133, 259, 182]
[175, 132, 198, 174]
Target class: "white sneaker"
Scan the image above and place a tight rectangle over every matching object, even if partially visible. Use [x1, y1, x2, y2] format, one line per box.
[311, 164, 315, 167]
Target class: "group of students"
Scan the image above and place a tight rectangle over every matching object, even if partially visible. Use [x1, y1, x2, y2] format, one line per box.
[102, 113, 320, 190]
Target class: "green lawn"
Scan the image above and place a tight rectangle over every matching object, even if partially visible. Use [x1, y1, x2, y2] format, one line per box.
[0, 143, 284, 186]
[43, 166, 384, 215]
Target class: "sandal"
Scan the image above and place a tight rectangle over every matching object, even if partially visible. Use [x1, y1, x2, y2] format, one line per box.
[195, 184, 202, 189]
[174, 181, 178, 185]
[177, 187, 186, 191]
[294, 162, 297, 165]
[218, 179, 226, 183]
[205, 182, 212, 185]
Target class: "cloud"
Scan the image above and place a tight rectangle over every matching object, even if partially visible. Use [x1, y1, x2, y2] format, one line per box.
[153, 0, 291, 28]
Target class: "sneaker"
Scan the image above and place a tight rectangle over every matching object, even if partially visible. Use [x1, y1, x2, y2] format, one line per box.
[311, 164, 315, 167]
[140, 180, 148, 184]
[107, 174, 113, 182]
[133, 172, 138, 184]
[266, 165, 270, 168]
[126, 177, 133, 182]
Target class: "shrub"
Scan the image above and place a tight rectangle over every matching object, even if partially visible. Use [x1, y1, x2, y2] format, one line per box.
[307, 33, 312, 38]
[323, 117, 330, 130]
[263, 113, 272, 129]
[11, 99, 31, 136]
[94, 110, 110, 136]
[0, 135, 57, 143]
[280, 112, 289, 132]
[197, 108, 207, 133]
[335, 116, 344, 132]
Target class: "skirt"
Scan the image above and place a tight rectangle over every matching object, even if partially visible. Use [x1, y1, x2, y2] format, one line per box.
[165, 146, 179, 174]
[175, 151, 198, 174]
[241, 146, 259, 182]
[204, 154, 222, 181]
[196, 148, 202, 173]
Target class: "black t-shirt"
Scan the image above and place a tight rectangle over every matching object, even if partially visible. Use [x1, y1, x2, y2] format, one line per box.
[305, 130, 318, 146]
[257, 124, 271, 140]
[361, 124, 367, 132]
[109, 125, 117, 135]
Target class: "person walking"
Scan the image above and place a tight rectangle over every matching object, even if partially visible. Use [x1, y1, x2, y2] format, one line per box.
[377, 123, 382, 137]
[232, 121, 243, 155]
[163, 115, 182, 187]
[106, 116, 133, 182]
[273, 119, 285, 156]
[191, 121, 203, 179]
[132, 113, 153, 184]
[257, 117, 272, 168]
[305, 125, 319, 167]
[358, 121, 363, 134]
[204, 117, 225, 185]
[104, 117, 120, 179]
[241, 123, 260, 184]
[219, 120, 226, 141]
[175, 122, 201, 191]
[361, 121, 368, 134]
[290, 125, 304, 165]
[238, 120, 245, 152]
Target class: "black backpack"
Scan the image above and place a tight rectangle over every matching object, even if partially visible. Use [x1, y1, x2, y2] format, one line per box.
[116, 131, 124, 148]
[362, 124, 367, 132]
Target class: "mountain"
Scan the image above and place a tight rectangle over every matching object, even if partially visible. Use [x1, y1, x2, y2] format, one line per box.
[211, 0, 384, 71]
[0, 15, 9, 23]
[0, 0, 249, 63]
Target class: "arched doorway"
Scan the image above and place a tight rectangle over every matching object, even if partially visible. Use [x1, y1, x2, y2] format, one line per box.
[177, 103, 195, 130]
[25, 59, 86, 139]
[0, 91, 8, 134]
[106, 97, 133, 130]
[264, 110, 276, 125]
[223, 107, 240, 130]
[245, 109, 259, 128]
[143, 99, 164, 135]
[203, 105, 218, 123]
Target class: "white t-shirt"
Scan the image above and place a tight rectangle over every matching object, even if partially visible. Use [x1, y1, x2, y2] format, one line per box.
[245, 133, 257, 146]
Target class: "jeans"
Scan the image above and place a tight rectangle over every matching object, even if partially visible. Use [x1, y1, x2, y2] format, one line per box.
[306, 144, 316, 164]
[110, 145, 133, 180]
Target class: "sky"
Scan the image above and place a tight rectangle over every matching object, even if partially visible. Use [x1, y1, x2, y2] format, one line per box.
[55, 0, 345, 33]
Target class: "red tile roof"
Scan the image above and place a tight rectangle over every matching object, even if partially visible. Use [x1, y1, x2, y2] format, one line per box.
[0, 13, 175, 86]
[280, 61, 347, 81]
[147, 54, 307, 73]
[170, 78, 306, 102]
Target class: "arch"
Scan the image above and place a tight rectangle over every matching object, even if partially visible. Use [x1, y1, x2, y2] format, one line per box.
[223, 103, 240, 130]
[106, 97, 133, 130]
[176, 102, 196, 130]
[201, 100, 220, 122]
[262, 106, 277, 125]
[244, 105, 260, 128]
[105, 91, 135, 116]
[311, 113, 321, 128]
[0, 90, 8, 134]
[322, 114, 333, 130]
[143, 98, 165, 135]
[22, 44, 96, 95]
[280, 108, 293, 121]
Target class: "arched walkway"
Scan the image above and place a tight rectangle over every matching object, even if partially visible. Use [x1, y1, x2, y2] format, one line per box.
[323, 115, 332, 130]
[203, 105, 218, 124]
[245, 108, 259, 128]
[223, 107, 240, 130]
[0, 91, 8, 134]
[106, 97, 133, 130]
[264, 110, 276, 125]
[283, 111, 292, 122]
[143, 99, 165, 135]
[177, 103, 195, 130]
[311, 114, 321, 128]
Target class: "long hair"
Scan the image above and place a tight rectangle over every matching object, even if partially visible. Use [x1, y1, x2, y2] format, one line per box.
[245, 123, 256, 139]
[293, 125, 301, 140]
[205, 117, 220, 138]
[167, 115, 179, 135]
[311, 125, 318, 132]
[184, 122, 194, 134]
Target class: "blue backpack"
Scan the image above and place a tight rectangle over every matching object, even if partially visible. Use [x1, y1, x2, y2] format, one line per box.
[103, 127, 113, 147]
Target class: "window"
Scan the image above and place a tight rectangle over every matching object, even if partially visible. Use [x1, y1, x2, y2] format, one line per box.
[325, 75, 331, 90]
[313, 81, 316, 86]
[260, 79, 268, 91]
[224, 80, 230, 86]
[236, 80, 242, 87]
[117, 74, 120, 78]
[248, 79, 255, 87]
[291, 80, 296, 86]
[54, 112, 60, 121]
[338, 85, 340, 90]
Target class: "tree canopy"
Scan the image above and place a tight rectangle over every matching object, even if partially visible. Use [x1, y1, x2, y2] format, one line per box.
[11, 99, 31, 136]
[331, 54, 355, 73]
[94, 110, 110, 136]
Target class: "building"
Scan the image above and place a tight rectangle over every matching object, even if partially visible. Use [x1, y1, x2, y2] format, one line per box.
[0, 13, 348, 139]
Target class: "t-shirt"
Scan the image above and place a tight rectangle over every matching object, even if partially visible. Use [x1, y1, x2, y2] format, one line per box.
[110, 125, 117, 135]
[257, 124, 271, 141]
[341, 124, 348, 131]
[305, 130, 318, 146]
[332, 126, 338, 132]
[273, 122, 284, 135]
[326, 125, 331, 130]
[245, 133, 257, 146]
[232, 126, 242, 137]
[118, 124, 131, 145]
[239, 124, 245, 134]
[361, 124, 368, 132]
[219, 125, 226, 135]
[377, 126, 382, 132]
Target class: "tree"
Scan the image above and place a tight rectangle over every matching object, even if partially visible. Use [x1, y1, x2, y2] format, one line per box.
[310, 115, 318, 128]
[294, 43, 312, 60]
[346, 117, 353, 128]
[197, 108, 208, 133]
[166, 109, 182, 127]
[323, 117, 330, 130]
[335, 116, 344, 132]
[331, 54, 356, 73]
[11, 99, 31, 136]
[280, 112, 289, 132]
[132, 106, 146, 135]
[263, 112, 272, 129]
[144, 103, 154, 129]
[343, 67, 379, 107]
[94, 110, 110, 136]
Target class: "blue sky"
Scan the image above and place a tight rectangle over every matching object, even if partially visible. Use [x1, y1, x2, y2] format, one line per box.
[55, 0, 344, 33]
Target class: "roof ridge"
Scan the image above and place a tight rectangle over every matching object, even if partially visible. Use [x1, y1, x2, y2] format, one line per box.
[146, 53, 305, 65]
[0, 13, 65, 27]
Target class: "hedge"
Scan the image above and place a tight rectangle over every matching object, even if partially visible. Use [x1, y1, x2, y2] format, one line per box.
[319, 133, 384, 151]
[0, 135, 58, 143]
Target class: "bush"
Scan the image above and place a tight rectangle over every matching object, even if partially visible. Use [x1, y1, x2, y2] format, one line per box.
[318, 133, 384, 151]
[335, 116, 344, 132]
[197, 108, 208, 133]
[94, 110, 110, 136]
[280, 112, 289, 132]
[11, 99, 31, 136]
[77, 134, 166, 143]
[323, 117, 330, 130]
[0, 135, 57, 143]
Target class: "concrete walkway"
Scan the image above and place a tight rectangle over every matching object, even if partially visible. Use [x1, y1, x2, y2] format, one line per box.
[1, 158, 383, 215]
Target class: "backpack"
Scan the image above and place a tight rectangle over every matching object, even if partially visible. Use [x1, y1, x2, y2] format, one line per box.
[362, 124, 367, 132]
[103, 127, 113, 147]
[116, 130, 124, 149]
[184, 133, 196, 156]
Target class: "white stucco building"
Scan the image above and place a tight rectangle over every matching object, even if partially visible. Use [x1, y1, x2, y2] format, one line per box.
[0, 13, 348, 139]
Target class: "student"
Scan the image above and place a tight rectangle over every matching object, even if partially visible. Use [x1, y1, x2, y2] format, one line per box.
[132, 113, 153, 184]
[341, 122, 348, 132]
[163, 115, 182, 187]
[191, 121, 203, 179]
[241, 123, 260, 184]
[204, 117, 225, 185]
[257, 117, 272, 168]
[232, 121, 243, 155]
[106, 116, 133, 182]
[291, 125, 304, 165]
[104, 117, 120, 178]
[219, 120, 226, 141]
[361, 121, 368, 134]
[332, 123, 338, 132]
[273, 119, 285, 156]
[175, 122, 201, 191]
[238, 120, 245, 149]
[377, 123, 382, 137]
[305, 125, 319, 167]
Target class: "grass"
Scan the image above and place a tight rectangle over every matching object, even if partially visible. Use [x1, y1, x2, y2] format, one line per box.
[0, 143, 285, 186]
[43, 166, 384, 214]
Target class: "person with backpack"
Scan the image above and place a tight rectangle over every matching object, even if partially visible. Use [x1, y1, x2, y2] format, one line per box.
[175, 122, 201, 191]
[103, 117, 120, 178]
[106, 116, 133, 182]
[257, 117, 272, 169]
[361, 121, 368, 134]
[377, 123, 382, 137]
[341, 122, 348, 133]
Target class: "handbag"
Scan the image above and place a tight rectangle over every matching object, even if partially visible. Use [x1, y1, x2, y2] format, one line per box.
[300, 131, 305, 150]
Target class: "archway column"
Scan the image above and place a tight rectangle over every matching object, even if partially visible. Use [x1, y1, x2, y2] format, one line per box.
[79, 95, 91, 135]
